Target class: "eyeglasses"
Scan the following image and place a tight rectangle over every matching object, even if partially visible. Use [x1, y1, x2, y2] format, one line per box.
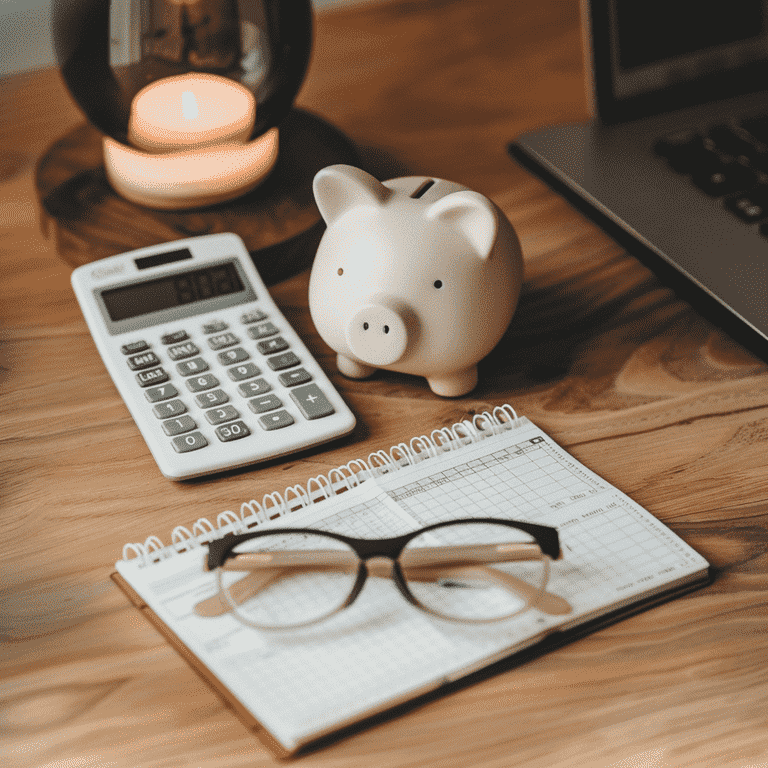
[197, 518, 562, 629]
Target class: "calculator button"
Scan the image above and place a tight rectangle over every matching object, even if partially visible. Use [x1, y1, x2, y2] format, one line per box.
[241, 309, 267, 324]
[247, 322, 279, 340]
[258, 410, 295, 431]
[238, 378, 272, 397]
[136, 367, 170, 387]
[127, 351, 161, 370]
[266, 352, 300, 370]
[217, 347, 250, 365]
[215, 420, 251, 442]
[144, 383, 179, 402]
[247, 394, 282, 413]
[195, 389, 230, 408]
[279, 368, 312, 387]
[167, 341, 200, 361]
[205, 405, 241, 425]
[161, 330, 189, 345]
[176, 357, 210, 376]
[162, 415, 198, 436]
[172, 432, 209, 452]
[152, 399, 188, 419]
[208, 332, 240, 350]
[121, 340, 150, 355]
[186, 373, 220, 392]
[202, 320, 228, 334]
[290, 384, 335, 420]
[227, 362, 261, 381]
[257, 336, 289, 355]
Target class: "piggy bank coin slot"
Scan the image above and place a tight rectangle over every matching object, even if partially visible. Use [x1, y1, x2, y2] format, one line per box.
[411, 179, 435, 199]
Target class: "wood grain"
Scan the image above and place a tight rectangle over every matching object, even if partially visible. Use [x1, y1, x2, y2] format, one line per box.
[2, 1, 768, 767]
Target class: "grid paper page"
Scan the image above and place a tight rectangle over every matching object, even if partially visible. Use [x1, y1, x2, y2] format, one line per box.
[116, 418, 709, 751]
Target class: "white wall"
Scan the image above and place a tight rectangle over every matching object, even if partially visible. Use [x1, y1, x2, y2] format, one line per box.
[0, 0, 53, 75]
[0, 0, 368, 76]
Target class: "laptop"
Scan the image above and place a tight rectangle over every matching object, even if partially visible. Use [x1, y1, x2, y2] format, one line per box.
[509, 0, 768, 360]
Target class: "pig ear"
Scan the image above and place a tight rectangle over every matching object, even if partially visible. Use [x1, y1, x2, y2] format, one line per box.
[425, 191, 498, 260]
[313, 165, 392, 226]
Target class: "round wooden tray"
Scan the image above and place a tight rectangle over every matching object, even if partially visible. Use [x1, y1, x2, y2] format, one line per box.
[35, 109, 359, 285]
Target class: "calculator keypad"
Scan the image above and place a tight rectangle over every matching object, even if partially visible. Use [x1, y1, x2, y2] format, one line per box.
[127, 308, 337, 454]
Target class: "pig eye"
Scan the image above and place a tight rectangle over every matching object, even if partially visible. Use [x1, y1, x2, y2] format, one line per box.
[337, 268, 344, 276]
[433, 280, 443, 289]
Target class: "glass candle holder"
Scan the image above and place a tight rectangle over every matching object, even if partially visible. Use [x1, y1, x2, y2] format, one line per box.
[53, 0, 313, 209]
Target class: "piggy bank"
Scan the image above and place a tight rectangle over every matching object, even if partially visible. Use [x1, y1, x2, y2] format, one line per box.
[308, 165, 524, 397]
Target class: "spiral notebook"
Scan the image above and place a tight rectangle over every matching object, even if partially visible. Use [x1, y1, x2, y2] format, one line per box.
[113, 405, 710, 757]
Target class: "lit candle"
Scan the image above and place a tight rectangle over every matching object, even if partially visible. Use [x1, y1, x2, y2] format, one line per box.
[127, 73, 257, 153]
[105, 72, 277, 209]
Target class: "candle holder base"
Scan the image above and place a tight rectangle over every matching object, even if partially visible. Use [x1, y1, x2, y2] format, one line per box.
[35, 109, 360, 285]
[102, 128, 280, 211]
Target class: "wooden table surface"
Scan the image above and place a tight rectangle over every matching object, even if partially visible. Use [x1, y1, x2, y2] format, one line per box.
[2, 1, 768, 766]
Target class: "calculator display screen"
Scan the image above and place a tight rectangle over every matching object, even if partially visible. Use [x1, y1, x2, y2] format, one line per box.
[101, 262, 245, 322]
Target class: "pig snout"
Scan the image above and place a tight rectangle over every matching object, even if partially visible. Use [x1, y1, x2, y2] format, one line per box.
[345, 300, 409, 366]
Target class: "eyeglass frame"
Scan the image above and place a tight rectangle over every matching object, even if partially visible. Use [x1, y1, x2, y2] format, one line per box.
[205, 517, 562, 627]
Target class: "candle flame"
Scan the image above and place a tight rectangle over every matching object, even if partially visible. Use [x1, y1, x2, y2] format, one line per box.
[181, 90, 199, 120]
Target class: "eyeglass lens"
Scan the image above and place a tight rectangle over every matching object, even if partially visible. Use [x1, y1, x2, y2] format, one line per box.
[399, 522, 547, 622]
[217, 531, 360, 629]
[217, 522, 547, 629]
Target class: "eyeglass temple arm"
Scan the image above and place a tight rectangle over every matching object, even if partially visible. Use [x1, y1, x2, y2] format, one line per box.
[403, 564, 571, 616]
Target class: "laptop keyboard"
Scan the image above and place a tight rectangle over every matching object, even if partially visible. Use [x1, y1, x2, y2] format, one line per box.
[654, 115, 768, 232]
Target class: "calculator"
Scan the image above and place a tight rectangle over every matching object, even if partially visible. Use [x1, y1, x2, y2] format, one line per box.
[71, 233, 356, 480]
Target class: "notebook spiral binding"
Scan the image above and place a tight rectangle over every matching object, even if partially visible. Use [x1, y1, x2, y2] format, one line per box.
[123, 404, 521, 567]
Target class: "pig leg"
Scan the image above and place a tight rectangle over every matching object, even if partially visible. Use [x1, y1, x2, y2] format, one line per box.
[426, 366, 478, 397]
[337, 354, 377, 379]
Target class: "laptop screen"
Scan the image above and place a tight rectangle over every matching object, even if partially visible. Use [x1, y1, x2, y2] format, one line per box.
[589, 0, 768, 123]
